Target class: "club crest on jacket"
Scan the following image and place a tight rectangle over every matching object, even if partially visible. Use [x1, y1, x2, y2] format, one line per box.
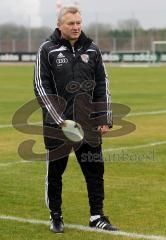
[81, 54, 89, 63]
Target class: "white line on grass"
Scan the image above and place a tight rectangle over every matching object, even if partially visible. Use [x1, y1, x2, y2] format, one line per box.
[0, 140, 166, 167]
[0, 124, 13, 128]
[120, 64, 150, 68]
[0, 160, 32, 167]
[0, 110, 166, 129]
[104, 141, 166, 152]
[0, 122, 42, 129]
[0, 215, 166, 240]
[128, 110, 166, 116]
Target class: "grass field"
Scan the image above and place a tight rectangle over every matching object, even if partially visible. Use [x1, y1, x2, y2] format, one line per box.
[0, 64, 166, 240]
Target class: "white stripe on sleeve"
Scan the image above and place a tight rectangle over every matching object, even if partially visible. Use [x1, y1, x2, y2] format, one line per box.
[35, 42, 64, 124]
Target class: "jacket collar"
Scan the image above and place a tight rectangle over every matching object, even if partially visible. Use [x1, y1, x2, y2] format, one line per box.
[48, 28, 92, 52]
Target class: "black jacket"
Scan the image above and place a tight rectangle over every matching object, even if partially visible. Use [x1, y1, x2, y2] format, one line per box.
[34, 28, 112, 148]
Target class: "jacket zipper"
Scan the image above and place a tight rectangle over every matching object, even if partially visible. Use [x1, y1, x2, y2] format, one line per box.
[72, 47, 76, 81]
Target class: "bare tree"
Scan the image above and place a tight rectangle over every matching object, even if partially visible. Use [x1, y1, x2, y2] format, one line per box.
[117, 18, 141, 31]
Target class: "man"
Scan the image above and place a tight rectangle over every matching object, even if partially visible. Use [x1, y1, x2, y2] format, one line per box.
[34, 6, 118, 233]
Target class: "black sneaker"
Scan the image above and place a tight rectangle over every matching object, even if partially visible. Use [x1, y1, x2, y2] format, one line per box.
[50, 213, 64, 233]
[89, 216, 118, 231]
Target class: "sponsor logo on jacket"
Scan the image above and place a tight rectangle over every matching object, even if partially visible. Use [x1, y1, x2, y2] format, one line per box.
[56, 52, 68, 66]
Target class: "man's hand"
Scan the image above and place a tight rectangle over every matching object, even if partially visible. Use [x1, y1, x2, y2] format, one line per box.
[59, 121, 67, 128]
[98, 125, 109, 135]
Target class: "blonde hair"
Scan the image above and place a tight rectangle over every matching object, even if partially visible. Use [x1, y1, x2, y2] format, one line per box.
[57, 6, 81, 23]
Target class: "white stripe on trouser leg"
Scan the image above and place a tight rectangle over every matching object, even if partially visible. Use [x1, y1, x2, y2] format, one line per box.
[45, 150, 50, 211]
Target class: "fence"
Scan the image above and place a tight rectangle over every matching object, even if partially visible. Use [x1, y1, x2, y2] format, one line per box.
[0, 35, 166, 53]
[0, 52, 166, 63]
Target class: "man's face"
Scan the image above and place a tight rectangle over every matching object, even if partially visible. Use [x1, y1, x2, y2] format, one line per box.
[58, 12, 82, 41]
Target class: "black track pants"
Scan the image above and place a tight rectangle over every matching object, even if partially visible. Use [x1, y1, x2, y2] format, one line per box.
[45, 142, 104, 216]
